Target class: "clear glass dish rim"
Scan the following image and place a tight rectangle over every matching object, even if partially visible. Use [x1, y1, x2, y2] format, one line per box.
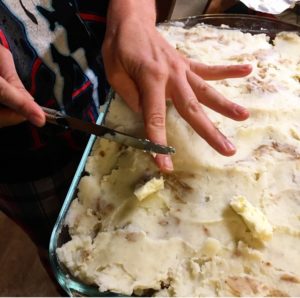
[48, 89, 121, 297]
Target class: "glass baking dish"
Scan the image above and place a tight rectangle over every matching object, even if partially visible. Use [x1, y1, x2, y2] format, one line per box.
[49, 14, 300, 297]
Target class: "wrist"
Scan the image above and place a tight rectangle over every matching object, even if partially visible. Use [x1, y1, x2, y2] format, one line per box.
[106, 0, 157, 30]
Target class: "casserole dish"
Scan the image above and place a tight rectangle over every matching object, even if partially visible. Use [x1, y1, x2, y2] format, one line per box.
[49, 15, 300, 297]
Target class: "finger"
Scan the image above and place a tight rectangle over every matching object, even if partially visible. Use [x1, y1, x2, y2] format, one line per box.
[109, 73, 141, 113]
[139, 78, 173, 172]
[0, 108, 25, 128]
[102, 42, 141, 113]
[190, 61, 252, 80]
[0, 77, 45, 127]
[187, 71, 249, 121]
[171, 75, 236, 156]
[0, 46, 25, 88]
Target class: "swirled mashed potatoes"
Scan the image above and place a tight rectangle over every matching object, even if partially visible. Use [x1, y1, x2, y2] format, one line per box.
[57, 24, 300, 296]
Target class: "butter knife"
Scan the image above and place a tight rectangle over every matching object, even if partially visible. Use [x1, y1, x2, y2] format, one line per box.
[42, 107, 175, 155]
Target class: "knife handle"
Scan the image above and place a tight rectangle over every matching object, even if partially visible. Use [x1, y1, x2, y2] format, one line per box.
[42, 107, 69, 127]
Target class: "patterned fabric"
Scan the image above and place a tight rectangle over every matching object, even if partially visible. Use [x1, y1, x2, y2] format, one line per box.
[0, 0, 109, 248]
[0, 153, 81, 249]
[0, 0, 110, 182]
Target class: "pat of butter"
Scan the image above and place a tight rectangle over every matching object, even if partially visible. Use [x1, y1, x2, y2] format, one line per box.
[230, 196, 273, 241]
[134, 177, 164, 201]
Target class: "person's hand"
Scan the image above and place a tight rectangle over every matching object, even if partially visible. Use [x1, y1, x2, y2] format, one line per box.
[102, 0, 252, 172]
[0, 45, 45, 128]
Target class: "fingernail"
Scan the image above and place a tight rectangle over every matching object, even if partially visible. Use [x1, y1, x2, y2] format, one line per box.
[163, 156, 174, 172]
[29, 113, 45, 127]
[234, 105, 248, 117]
[224, 139, 236, 153]
[242, 64, 252, 71]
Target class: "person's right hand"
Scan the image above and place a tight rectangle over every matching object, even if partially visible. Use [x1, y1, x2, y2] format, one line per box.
[102, 0, 252, 172]
[0, 45, 45, 128]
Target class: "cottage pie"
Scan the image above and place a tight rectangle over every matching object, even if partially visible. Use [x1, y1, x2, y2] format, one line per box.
[57, 23, 300, 297]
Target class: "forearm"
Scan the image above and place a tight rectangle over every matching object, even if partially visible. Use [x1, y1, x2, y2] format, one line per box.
[205, 0, 238, 13]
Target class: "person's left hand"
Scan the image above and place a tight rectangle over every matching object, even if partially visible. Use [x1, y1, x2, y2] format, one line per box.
[0, 45, 45, 128]
[102, 0, 252, 172]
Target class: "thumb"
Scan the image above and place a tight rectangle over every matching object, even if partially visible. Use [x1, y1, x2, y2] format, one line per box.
[0, 108, 25, 128]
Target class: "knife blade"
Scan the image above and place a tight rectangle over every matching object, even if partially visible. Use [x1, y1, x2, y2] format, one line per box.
[42, 107, 175, 155]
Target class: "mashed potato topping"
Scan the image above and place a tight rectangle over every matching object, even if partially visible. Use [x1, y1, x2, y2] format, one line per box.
[57, 24, 300, 296]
